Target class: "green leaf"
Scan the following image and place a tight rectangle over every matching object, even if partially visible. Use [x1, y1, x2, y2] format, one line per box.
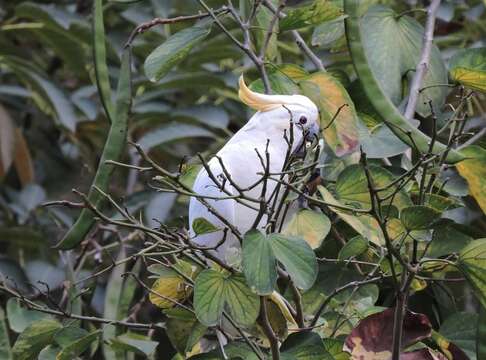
[0, 307, 12, 360]
[193, 270, 229, 326]
[300, 72, 359, 157]
[280, 0, 343, 31]
[38, 345, 60, 360]
[193, 269, 259, 327]
[179, 164, 202, 190]
[456, 146, 486, 214]
[339, 236, 369, 260]
[110, 333, 158, 356]
[93, 0, 114, 122]
[11, 319, 62, 360]
[54, 48, 131, 250]
[6, 298, 51, 333]
[53, 326, 89, 348]
[283, 209, 331, 249]
[0, 56, 78, 131]
[281, 331, 329, 359]
[317, 185, 385, 245]
[439, 312, 477, 359]
[400, 205, 441, 231]
[192, 217, 220, 236]
[242, 229, 277, 295]
[185, 322, 207, 354]
[253, 4, 278, 61]
[335, 164, 412, 210]
[428, 221, 472, 258]
[323, 338, 349, 360]
[144, 24, 212, 82]
[449, 47, 486, 92]
[478, 306, 486, 360]
[249, 69, 301, 95]
[269, 233, 318, 291]
[14, 3, 88, 75]
[188, 341, 260, 360]
[103, 248, 130, 360]
[166, 309, 198, 354]
[224, 274, 261, 326]
[458, 238, 486, 309]
[343, 0, 463, 164]
[312, 15, 347, 48]
[138, 123, 215, 151]
[56, 330, 101, 360]
[356, 118, 410, 158]
[359, 5, 448, 117]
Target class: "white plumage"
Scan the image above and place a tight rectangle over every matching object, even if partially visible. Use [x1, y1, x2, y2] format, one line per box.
[189, 76, 319, 264]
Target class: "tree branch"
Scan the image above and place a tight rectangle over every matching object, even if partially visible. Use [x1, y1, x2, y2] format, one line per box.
[403, 0, 442, 120]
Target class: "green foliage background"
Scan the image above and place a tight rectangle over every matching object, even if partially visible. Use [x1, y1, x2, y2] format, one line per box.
[0, 0, 485, 359]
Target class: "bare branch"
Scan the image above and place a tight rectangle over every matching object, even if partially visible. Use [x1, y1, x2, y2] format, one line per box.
[403, 0, 442, 120]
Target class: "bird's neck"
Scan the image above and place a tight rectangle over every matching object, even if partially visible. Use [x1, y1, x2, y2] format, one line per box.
[239, 113, 304, 153]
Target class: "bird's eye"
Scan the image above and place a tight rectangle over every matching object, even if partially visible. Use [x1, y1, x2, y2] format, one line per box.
[299, 115, 308, 125]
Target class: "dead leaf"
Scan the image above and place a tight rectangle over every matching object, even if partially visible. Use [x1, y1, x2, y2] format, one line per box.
[13, 128, 34, 186]
[344, 307, 432, 359]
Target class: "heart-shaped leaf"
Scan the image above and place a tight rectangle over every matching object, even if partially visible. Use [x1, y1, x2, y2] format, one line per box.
[335, 164, 413, 210]
[458, 238, 486, 309]
[449, 47, 486, 92]
[318, 185, 385, 245]
[283, 209, 331, 249]
[344, 307, 432, 358]
[269, 233, 318, 291]
[242, 230, 318, 294]
[359, 5, 448, 117]
[242, 230, 277, 295]
[193, 269, 259, 327]
[400, 205, 441, 231]
[338, 235, 369, 260]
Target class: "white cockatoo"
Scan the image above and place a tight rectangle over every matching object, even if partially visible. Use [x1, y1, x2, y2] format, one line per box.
[189, 76, 320, 264]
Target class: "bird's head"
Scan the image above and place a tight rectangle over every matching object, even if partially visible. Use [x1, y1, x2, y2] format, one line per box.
[238, 76, 320, 148]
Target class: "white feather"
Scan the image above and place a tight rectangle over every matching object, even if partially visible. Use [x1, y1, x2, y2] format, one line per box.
[189, 95, 319, 264]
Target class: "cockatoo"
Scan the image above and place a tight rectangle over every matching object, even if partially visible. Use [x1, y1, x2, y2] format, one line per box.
[188, 76, 320, 264]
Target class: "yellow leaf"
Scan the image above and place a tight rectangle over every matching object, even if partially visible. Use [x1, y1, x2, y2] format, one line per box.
[149, 273, 190, 309]
[456, 146, 486, 214]
[283, 209, 330, 249]
[451, 67, 486, 92]
[317, 185, 384, 245]
[300, 72, 360, 156]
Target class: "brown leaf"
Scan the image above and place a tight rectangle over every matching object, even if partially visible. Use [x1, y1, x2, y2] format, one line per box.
[0, 104, 16, 177]
[344, 307, 432, 359]
[13, 128, 34, 186]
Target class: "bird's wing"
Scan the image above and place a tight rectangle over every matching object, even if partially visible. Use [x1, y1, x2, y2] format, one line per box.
[189, 157, 238, 262]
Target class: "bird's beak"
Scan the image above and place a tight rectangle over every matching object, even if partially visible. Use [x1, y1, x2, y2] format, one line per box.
[305, 122, 320, 142]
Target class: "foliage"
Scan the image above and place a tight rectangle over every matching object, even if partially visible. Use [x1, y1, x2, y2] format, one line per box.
[0, 0, 485, 359]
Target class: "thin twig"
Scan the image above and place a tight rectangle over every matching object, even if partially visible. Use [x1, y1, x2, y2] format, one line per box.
[262, 0, 325, 71]
[125, 9, 228, 47]
[403, 0, 442, 121]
